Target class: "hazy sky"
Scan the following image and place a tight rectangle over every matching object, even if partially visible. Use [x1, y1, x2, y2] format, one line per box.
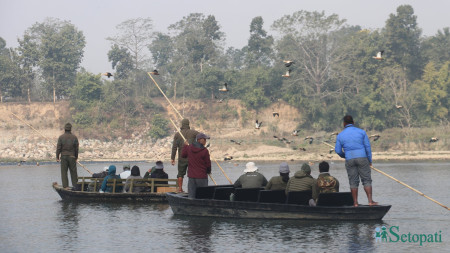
[1, 0, 449, 74]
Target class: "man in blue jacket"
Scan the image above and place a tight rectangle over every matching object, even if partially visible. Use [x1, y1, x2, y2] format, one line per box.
[335, 115, 378, 207]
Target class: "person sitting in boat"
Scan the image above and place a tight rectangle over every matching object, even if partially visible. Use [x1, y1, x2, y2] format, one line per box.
[234, 162, 268, 188]
[100, 165, 123, 193]
[316, 161, 339, 194]
[124, 165, 144, 193]
[88, 166, 108, 192]
[265, 162, 290, 190]
[285, 163, 318, 204]
[120, 164, 131, 179]
[150, 161, 169, 192]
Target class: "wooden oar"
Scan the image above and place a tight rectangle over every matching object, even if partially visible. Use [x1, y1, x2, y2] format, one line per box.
[323, 141, 449, 211]
[148, 72, 232, 184]
[169, 118, 217, 185]
[9, 111, 93, 175]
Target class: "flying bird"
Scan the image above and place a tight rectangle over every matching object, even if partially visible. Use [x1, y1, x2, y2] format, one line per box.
[282, 69, 291, 77]
[102, 72, 113, 78]
[329, 149, 334, 154]
[283, 60, 294, 67]
[373, 51, 384, 60]
[149, 69, 159, 75]
[304, 136, 314, 144]
[255, 120, 262, 129]
[369, 134, 381, 141]
[224, 156, 233, 161]
[230, 140, 242, 145]
[273, 112, 280, 117]
[292, 130, 300, 136]
[219, 83, 228, 92]
[396, 105, 403, 109]
[299, 147, 306, 151]
[429, 137, 439, 143]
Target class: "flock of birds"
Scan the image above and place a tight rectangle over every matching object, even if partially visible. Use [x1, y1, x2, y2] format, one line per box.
[100, 55, 440, 161]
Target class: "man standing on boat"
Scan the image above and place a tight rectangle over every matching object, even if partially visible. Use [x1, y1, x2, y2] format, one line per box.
[335, 115, 378, 207]
[56, 123, 79, 190]
[181, 133, 211, 198]
[171, 119, 199, 192]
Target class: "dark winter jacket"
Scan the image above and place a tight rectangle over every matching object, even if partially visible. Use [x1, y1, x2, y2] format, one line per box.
[234, 172, 268, 188]
[171, 120, 199, 161]
[265, 175, 289, 190]
[101, 165, 123, 193]
[285, 170, 318, 200]
[181, 141, 211, 179]
[56, 131, 79, 159]
[150, 169, 169, 192]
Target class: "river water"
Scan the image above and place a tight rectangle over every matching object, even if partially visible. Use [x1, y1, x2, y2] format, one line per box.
[0, 161, 448, 252]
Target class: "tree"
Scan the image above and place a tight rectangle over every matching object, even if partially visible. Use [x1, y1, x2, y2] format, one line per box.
[148, 32, 174, 68]
[272, 11, 347, 97]
[17, 18, 86, 100]
[168, 13, 224, 72]
[148, 114, 170, 139]
[384, 5, 423, 81]
[422, 27, 450, 67]
[246, 16, 274, 67]
[107, 18, 154, 70]
[107, 44, 133, 79]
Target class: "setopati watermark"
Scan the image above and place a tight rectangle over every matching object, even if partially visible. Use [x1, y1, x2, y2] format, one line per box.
[374, 226, 442, 246]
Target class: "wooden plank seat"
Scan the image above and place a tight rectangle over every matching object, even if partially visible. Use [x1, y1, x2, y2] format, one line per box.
[234, 187, 264, 202]
[76, 177, 178, 193]
[195, 185, 233, 199]
[258, 190, 286, 204]
[286, 190, 313, 205]
[316, 192, 353, 206]
[213, 187, 235, 200]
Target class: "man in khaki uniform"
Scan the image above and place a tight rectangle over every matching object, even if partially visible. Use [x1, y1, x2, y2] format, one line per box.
[171, 119, 198, 192]
[56, 123, 79, 189]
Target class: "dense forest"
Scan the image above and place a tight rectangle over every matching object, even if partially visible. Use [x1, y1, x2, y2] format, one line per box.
[0, 5, 449, 134]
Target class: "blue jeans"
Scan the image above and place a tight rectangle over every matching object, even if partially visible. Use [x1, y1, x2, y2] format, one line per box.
[345, 157, 372, 188]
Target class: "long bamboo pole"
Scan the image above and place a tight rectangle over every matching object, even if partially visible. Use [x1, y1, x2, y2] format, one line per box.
[10, 111, 93, 175]
[148, 72, 232, 184]
[147, 72, 183, 119]
[169, 118, 217, 185]
[323, 141, 449, 211]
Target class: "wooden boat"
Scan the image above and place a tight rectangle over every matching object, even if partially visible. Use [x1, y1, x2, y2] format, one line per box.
[52, 177, 179, 202]
[166, 185, 391, 220]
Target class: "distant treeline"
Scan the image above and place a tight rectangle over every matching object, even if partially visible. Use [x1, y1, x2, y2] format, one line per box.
[0, 5, 449, 132]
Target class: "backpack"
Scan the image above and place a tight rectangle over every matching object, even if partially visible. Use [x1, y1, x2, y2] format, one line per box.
[317, 175, 338, 193]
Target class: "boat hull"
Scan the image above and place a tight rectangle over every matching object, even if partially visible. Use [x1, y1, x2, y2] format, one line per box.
[166, 193, 391, 220]
[52, 183, 167, 202]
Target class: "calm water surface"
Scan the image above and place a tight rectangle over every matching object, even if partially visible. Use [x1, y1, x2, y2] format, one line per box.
[0, 161, 449, 252]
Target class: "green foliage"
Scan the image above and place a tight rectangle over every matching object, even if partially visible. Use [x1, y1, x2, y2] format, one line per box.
[71, 70, 102, 105]
[148, 114, 170, 139]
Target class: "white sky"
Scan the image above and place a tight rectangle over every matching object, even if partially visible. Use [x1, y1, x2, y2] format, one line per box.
[1, 0, 449, 74]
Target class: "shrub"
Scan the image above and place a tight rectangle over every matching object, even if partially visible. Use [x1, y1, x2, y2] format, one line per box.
[148, 114, 170, 139]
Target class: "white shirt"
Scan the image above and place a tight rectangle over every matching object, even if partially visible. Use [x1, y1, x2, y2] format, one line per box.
[120, 170, 131, 179]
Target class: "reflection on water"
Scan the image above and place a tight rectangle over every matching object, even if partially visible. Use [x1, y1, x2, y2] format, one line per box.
[0, 161, 449, 252]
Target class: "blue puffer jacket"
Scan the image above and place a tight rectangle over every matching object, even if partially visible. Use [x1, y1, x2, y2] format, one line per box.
[334, 124, 372, 163]
[100, 165, 122, 192]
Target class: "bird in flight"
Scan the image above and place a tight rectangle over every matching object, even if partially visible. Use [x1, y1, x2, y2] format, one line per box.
[224, 155, 233, 161]
[299, 147, 306, 151]
[396, 105, 403, 109]
[102, 72, 113, 78]
[219, 83, 228, 92]
[429, 137, 439, 143]
[230, 140, 242, 145]
[283, 60, 294, 68]
[329, 149, 334, 154]
[304, 136, 314, 144]
[373, 51, 384, 60]
[149, 69, 159, 75]
[282, 69, 291, 77]
[273, 111, 280, 117]
[369, 134, 381, 141]
[255, 120, 262, 129]
[292, 130, 300, 136]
